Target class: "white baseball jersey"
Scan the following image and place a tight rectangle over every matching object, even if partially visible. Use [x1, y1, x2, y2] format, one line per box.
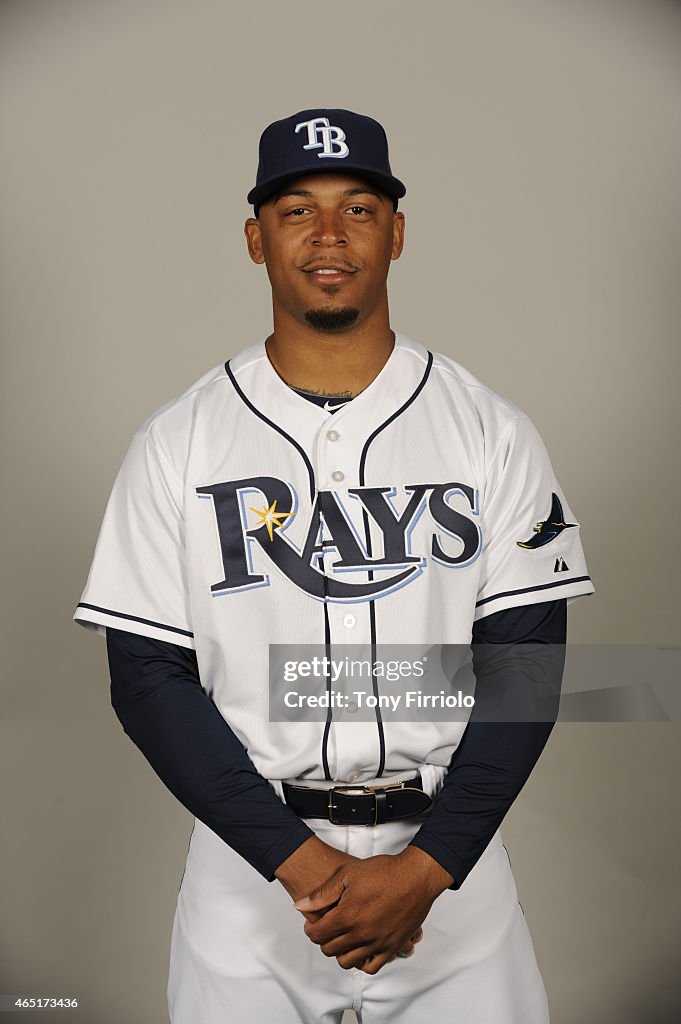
[74, 332, 594, 784]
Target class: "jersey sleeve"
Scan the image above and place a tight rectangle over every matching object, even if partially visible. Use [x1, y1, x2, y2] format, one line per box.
[474, 411, 594, 620]
[73, 427, 195, 649]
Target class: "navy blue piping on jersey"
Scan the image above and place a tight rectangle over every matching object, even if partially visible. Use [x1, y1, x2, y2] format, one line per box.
[224, 360, 316, 502]
[475, 575, 592, 608]
[225, 359, 336, 777]
[366, 540, 384, 774]
[355, 350, 435, 779]
[357, 351, 435, 487]
[75, 602, 195, 639]
[321, 600, 333, 780]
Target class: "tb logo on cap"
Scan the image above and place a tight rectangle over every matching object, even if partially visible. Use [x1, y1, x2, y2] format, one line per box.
[295, 117, 349, 159]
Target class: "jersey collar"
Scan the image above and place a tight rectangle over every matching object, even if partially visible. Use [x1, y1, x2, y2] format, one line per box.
[225, 332, 433, 472]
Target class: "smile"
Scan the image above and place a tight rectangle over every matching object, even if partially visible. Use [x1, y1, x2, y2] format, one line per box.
[304, 268, 357, 284]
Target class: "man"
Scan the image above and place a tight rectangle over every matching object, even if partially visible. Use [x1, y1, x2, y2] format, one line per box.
[74, 108, 594, 1023]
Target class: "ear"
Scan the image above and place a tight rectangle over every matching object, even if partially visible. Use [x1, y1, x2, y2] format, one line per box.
[244, 217, 266, 265]
[391, 211, 405, 261]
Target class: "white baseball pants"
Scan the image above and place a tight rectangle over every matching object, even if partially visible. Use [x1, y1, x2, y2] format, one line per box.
[167, 764, 550, 1024]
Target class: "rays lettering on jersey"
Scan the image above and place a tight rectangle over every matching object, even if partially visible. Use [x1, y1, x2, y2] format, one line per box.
[196, 477, 481, 603]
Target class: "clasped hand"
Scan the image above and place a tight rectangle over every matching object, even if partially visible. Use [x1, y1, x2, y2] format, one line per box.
[293, 852, 440, 975]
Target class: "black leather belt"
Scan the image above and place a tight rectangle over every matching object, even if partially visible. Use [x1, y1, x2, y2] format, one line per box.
[282, 772, 432, 826]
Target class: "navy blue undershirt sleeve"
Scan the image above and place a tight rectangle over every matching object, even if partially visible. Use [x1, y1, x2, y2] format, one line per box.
[105, 627, 315, 882]
[106, 599, 565, 889]
[408, 598, 567, 890]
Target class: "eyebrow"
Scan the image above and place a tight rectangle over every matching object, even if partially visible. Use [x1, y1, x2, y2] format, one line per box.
[273, 187, 385, 204]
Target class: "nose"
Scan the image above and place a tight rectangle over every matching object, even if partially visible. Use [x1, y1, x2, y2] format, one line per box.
[311, 208, 348, 247]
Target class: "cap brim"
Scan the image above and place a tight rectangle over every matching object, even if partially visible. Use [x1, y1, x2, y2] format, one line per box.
[248, 165, 406, 208]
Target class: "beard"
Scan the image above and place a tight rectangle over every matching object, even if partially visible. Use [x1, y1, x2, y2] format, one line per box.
[304, 306, 360, 332]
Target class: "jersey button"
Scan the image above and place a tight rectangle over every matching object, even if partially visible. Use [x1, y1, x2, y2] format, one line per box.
[347, 770, 361, 780]
[343, 614, 356, 629]
[332, 470, 345, 482]
[346, 704, 359, 715]
[327, 429, 340, 442]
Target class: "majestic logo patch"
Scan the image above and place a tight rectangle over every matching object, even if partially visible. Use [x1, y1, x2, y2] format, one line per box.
[197, 477, 482, 603]
[554, 557, 570, 572]
[295, 117, 350, 159]
[517, 492, 577, 550]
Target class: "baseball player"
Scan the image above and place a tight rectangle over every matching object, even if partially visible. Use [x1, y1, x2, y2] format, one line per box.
[74, 108, 594, 1023]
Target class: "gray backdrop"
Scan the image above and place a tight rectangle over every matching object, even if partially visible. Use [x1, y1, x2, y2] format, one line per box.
[2, 1, 680, 1021]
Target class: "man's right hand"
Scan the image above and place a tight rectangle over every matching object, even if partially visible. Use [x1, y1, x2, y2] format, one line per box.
[275, 834, 358, 909]
[274, 835, 423, 964]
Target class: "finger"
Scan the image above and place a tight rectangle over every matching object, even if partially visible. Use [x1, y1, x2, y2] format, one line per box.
[314, 924, 420, 961]
[394, 940, 415, 959]
[295, 894, 341, 913]
[303, 911, 351, 946]
[334, 945, 378, 971]
[319, 931, 369, 957]
[359, 952, 396, 975]
[371, 953, 399, 966]
[294, 876, 346, 912]
[360, 939, 416, 973]
[296, 894, 341, 913]
[300, 907, 329, 924]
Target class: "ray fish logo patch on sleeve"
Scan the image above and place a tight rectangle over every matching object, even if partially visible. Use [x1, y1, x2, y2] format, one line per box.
[517, 493, 577, 549]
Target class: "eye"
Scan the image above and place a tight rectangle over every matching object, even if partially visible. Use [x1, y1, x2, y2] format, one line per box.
[285, 207, 310, 217]
[348, 205, 370, 215]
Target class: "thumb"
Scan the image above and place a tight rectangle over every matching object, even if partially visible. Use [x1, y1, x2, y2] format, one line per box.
[294, 872, 347, 912]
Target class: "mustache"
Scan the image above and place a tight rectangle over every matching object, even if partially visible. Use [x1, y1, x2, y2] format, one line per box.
[299, 258, 360, 272]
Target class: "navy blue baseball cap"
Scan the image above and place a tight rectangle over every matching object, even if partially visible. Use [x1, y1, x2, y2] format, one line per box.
[247, 108, 406, 214]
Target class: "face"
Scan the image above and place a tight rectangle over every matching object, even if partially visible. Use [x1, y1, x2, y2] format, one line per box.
[244, 173, 405, 333]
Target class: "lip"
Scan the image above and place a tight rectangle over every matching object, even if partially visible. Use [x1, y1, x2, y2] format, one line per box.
[303, 266, 357, 286]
